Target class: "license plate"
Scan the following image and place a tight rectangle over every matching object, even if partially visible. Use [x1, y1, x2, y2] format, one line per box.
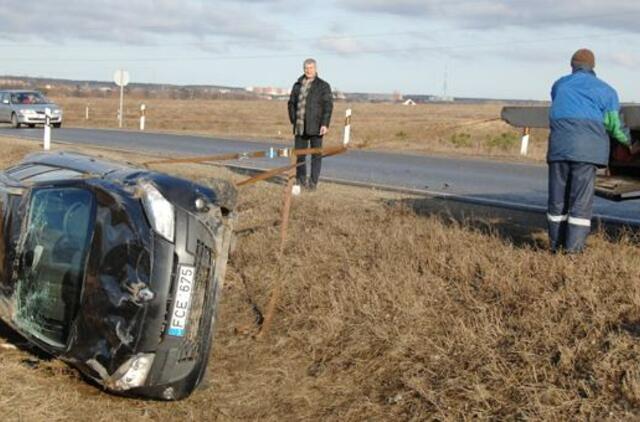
[168, 265, 195, 337]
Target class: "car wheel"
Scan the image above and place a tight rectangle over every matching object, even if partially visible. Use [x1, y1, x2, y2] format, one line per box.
[10, 113, 20, 129]
[53, 122, 62, 128]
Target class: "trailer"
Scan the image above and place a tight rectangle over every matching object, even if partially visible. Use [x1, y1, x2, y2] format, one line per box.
[502, 105, 640, 201]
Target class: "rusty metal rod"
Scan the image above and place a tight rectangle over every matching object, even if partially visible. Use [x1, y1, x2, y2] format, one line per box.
[143, 150, 273, 166]
[235, 146, 347, 187]
[143, 145, 345, 167]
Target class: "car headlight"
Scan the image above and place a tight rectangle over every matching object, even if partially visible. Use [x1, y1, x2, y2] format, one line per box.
[19, 109, 35, 115]
[113, 353, 155, 391]
[52, 109, 62, 114]
[141, 182, 175, 242]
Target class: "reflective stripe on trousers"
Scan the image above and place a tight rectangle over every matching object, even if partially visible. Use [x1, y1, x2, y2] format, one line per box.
[547, 161, 596, 252]
[568, 216, 591, 227]
[547, 213, 568, 223]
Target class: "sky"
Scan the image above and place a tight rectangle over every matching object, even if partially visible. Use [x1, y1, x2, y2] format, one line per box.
[0, 0, 639, 101]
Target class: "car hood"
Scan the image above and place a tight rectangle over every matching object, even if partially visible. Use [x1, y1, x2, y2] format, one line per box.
[62, 180, 154, 376]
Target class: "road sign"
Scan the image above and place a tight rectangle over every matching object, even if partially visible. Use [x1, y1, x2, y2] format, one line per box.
[114, 69, 130, 87]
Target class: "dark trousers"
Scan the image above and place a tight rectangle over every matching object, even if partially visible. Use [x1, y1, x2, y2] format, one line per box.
[294, 134, 323, 186]
[547, 161, 596, 253]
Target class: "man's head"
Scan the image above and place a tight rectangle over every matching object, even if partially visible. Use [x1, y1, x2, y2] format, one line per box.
[571, 48, 595, 71]
[303, 58, 317, 79]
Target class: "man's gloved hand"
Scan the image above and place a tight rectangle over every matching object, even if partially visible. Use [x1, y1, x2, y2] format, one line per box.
[630, 141, 640, 155]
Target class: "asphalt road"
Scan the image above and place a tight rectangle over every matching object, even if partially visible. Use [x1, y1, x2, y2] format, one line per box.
[1, 127, 640, 225]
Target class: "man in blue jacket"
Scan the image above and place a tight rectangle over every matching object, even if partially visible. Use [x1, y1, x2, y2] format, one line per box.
[547, 48, 630, 253]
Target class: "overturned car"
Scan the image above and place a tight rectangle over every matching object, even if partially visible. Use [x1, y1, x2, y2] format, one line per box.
[0, 151, 236, 400]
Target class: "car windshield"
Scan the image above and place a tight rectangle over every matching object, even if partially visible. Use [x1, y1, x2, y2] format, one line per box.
[11, 92, 49, 105]
[15, 187, 95, 347]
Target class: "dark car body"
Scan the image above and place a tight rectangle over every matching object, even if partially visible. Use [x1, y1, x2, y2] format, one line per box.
[0, 151, 236, 400]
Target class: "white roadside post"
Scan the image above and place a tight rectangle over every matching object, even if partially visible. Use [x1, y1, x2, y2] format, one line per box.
[343, 108, 352, 146]
[520, 127, 530, 156]
[113, 69, 130, 128]
[140, 104, 146, 131]
[43, 108, 52, 151]
[85, 103, 90, 121]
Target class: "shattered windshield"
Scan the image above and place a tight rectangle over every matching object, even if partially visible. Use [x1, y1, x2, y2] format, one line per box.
[15, 188, 95, 347]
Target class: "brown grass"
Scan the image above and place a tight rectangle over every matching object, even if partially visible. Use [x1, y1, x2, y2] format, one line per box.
[0, 138, 639, 421]
[54, 96, 549, 162]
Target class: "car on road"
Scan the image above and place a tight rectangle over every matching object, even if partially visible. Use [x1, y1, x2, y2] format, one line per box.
[0, 151, 236, 400]
[0, 90, 63, 128]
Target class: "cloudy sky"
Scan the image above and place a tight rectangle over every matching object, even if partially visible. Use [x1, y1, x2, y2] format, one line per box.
[0, 0, 639, 100]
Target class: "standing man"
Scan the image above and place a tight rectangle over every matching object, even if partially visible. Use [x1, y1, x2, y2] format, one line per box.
[547, 48, 630, 253]
[288, 58, 333, 190]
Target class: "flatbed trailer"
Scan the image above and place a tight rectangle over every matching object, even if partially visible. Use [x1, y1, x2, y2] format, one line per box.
[502, 105, 640, 201]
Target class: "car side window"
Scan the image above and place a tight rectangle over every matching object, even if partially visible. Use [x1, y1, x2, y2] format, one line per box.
[15, 187, 96, 347]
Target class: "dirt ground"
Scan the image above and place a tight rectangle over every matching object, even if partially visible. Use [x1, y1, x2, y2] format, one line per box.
[0, 137, 639, 421]
[54, 96, 549, 162]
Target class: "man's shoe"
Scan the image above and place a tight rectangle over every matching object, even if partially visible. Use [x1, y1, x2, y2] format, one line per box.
[307, 183, 317, 191]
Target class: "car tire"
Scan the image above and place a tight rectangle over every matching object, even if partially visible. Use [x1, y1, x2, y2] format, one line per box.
[53, 122, 62, 128]
[10, 113, 20, 129]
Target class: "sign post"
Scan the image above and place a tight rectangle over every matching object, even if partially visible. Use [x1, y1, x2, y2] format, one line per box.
[113, 69, 130, 128]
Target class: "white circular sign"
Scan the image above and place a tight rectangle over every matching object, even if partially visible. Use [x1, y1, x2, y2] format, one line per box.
[114, 69, 130, 87]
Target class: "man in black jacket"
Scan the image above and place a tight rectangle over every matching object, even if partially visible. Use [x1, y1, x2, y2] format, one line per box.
[288, 58, 333, 190]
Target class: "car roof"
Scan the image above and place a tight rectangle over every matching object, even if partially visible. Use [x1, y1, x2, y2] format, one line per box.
[20, 151, 138, 177]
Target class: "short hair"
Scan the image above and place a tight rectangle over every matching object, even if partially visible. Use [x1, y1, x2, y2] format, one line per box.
[303, 58, 317, 67]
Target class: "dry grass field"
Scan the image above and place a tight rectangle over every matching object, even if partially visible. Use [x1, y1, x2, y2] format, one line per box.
[0, 137, 639, 420]
[54, 96, 549, 162]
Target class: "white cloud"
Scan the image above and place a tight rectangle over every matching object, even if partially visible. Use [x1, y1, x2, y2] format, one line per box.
[607, 51, 640, 68]
[0, 0, 284, 44]
[340, 0, 640, 32]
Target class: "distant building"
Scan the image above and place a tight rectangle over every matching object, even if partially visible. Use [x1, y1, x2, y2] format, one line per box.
[245, 86, 290, 97]
[427, 95, 454, 103]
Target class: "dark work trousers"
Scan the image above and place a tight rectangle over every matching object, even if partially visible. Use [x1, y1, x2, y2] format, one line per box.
[547, 161, 597, 253]
[295, 134, 323, 186]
